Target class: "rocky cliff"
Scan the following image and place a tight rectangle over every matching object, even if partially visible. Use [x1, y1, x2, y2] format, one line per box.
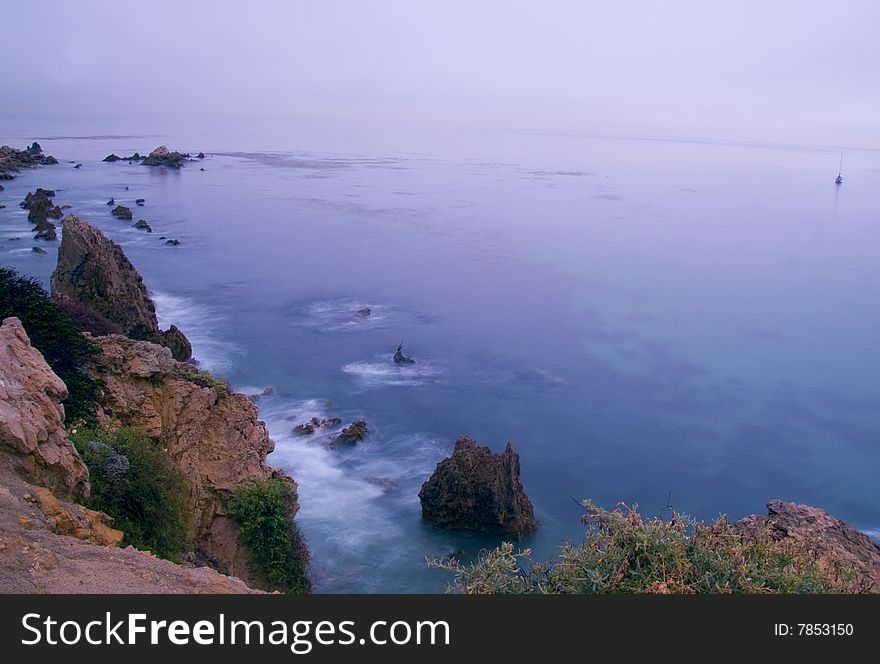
[0, 316, 260, 593]
[50, 215, 192, 360]
[84, 332, 302, 590]
[0, 318, 89, 502]
[419, 435, 538, 538]
[736, 500, 880, 593]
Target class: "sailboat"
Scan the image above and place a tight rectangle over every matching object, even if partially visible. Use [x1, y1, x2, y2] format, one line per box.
[835, 151, 843, 185]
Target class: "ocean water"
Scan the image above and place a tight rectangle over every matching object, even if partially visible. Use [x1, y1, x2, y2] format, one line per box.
[2, 124, 879, 592]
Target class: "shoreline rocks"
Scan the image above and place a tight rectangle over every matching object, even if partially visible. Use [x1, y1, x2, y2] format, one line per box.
[419, 436, 538, 538]
[142, 145, 189, 168]
[50, 214, 192, 361]
[0, 142, 58, 180]
[331, 419, 369, 447]
[293, 416, 342, 436]
[110, 205, 132, 220]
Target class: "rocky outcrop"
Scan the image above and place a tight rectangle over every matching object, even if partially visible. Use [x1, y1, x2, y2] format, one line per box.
[393, 342, 415, 364]
[736, 500, 880, 593]
[50, 215, 191, 360]
[110, 205, 132, 220]
[332, 419, 369, 447]
[20, 188, 61, 241]
[0, 318, 89, 502]
[0, 471, 261, 594]
[133, 220, 152, 232]
[419, 436, 538, 538]
[142, 145, 188, 168]
[84, 333, 304, 590]
[103, 152, 142, 163]
[0, 143, 58, 180]
[293, 416, 342, 436]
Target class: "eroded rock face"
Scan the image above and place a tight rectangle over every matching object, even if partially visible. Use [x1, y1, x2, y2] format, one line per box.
[419, 436, 538, 538]
[50, 214, 191, 360]
[0, 318, 89, 502]
[0, 471, 261, 594]
[736, 500, 880, 593]
[85, 333, 304, 590]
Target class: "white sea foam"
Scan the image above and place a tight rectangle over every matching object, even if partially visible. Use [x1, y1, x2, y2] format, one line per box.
[152, 290, 238, 374]
[342, 357, 443, 387]
[298, 299, 392, 332]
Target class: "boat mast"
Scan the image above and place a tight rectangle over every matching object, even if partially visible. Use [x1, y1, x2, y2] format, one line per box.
[838, 150, 843, 177]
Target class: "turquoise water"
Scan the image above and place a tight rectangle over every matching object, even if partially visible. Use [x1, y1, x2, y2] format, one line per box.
[2, 125, 879, 592]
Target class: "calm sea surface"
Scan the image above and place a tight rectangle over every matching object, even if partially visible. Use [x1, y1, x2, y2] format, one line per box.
[2, 123, 878, 591]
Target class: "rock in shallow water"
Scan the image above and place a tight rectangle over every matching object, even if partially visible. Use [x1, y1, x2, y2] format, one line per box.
[419, 435, 538, 538]
[331, 419, 369, 447]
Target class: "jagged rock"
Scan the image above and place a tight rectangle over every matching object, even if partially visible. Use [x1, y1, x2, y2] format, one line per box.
[28, 485, 123, 546]
[31, 247, 48, 255]
[106, 198, 114, 205]
[84, 333, 307, 591]
[33, 222, 57, 241]
[0, 143, 59, 179]
[419, 436, 538, 538]
[111, 205, 132, 220]
[50, 214, 192, 360]
[197, 152, 205, 159]
[293, 417, 342, 436]
[20, 188, 58, 227]
[0, 318, 90, 501]
[331, 419, 368, 447]
[103, 154, 121, 162]
[736, 500, 880, 593]
[142, 145, 188, 168]
[393, 342, 415, 364]
[161, 325, 192, 361]
[132, 219, 152, 232]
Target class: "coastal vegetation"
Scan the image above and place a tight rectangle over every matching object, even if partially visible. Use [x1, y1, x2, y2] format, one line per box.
[430, 501, 848, 594]
[229, 479, 311, 594]
[72, 427, 189, 561]
[0, 267, 99, 424]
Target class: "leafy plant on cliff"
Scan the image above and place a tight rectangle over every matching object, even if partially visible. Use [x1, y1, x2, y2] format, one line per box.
[72, 427, 189, 561]
[171, 363, 230, 402]
[430, 501, 846, 594]
[229, 479, 311, 593]
[0, 267, 99, 424]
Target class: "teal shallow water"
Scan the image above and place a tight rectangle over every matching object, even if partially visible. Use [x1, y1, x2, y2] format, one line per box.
[2, 126, 879, 591]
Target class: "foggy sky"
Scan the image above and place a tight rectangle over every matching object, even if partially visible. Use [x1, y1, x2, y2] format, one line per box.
[3, 0, 879, 148]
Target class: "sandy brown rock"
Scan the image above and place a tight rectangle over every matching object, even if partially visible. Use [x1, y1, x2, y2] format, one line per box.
[419, 435, 538, 538]
[0, 318, 89, 501]
[29, 485, 123, 546]
[50, 214, 191, 360]
[0, 472, 261, 594]
[736, 500, 880, 593]
[85, 333, 303, 590]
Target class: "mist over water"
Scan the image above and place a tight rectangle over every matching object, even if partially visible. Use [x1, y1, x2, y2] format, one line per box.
[2, 123, 879, 591]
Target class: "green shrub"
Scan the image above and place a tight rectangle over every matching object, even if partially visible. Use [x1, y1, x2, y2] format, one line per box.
[229, 479, 310, 593]
[430, 501, 846, 594]
[0, 267, 99, 424]
[72, 427, 189, 561]
[172, 363, 230, 401]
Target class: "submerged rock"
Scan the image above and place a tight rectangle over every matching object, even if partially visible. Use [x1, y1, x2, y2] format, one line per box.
[50, 214, 192, 360]
[331, 419, 369, 447]
[393, 341, 415, 364]
[357, 307, 372, 317]
[165, 238, 181, 246]
[418, 435, 538, 538]
[293, 416, 342, 436]
[31, 246, 48, 255]
[111, 205, 132, 220]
